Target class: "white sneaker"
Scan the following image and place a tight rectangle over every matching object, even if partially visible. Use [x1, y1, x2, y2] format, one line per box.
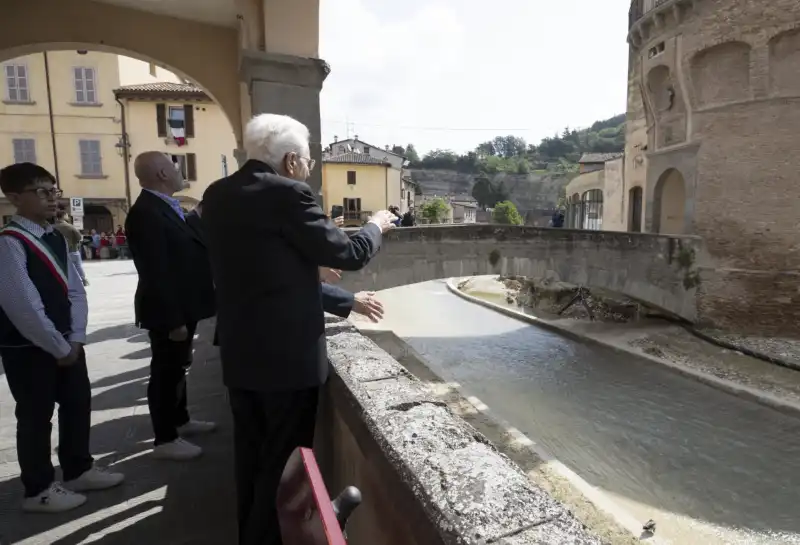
[64, 467, 125, 492]
[152, 438, 202, 461]
[178, 419, 217, 437]
[22, 482, 86, 513]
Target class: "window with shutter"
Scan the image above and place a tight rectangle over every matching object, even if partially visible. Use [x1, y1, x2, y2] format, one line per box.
[79, 140, 103, 175]
[73, 67, 97, 104]
[12, 138, 36, 163]
[184, 104, 195, 138]
[156, 103, 167, 137]
[5, 64, 30, 102]
[187, 153, 197, 181]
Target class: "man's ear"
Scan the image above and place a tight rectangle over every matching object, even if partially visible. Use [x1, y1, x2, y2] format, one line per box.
[285, 152, 298, 175]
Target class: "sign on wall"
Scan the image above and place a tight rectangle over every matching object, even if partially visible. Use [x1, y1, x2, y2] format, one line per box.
[70, 197, 84, 217]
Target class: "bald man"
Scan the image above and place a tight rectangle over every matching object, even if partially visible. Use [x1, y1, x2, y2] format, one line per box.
[125, 152, 216, 461]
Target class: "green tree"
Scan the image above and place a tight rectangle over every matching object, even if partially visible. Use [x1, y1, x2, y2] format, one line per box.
[492, 200, 524, 225]
[420, 197, 451, 224]
[493, 181, 510, 202]
[404, 143, 421, 164]
[403, 113, 625, 176]
[471, 177, 511, 208]
[471, 177, 495, 208]
[475, 141, 496, 157]
[391, 144, 406, 156]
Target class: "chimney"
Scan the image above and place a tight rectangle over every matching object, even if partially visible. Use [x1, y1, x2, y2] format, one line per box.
[354, 134, 359, 141]
[334, 135, 338, 143]
[385, 145, 389, 151]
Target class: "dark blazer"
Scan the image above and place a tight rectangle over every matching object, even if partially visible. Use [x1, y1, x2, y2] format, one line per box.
[202, 160, 382, 393]
[125, 190, 216, 332]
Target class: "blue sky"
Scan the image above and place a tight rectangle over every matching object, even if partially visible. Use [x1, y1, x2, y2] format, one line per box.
[320, 0, 630, 155]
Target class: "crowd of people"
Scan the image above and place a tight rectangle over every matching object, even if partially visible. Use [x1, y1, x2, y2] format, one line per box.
[0, 113, 396, 544]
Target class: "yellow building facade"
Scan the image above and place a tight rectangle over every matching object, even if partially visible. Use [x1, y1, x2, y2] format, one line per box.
[322, 152, 401, 226]
[0, 50, 236, 232]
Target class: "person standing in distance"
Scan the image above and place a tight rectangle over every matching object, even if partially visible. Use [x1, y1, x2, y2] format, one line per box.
[53, 208, 89, 286]
[125, 152, 217, 461]
[0, 163, 123, 513]
[202, 114, 395, 545]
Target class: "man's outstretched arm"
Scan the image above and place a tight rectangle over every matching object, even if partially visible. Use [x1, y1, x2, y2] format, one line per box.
[281, 181, 393, 271]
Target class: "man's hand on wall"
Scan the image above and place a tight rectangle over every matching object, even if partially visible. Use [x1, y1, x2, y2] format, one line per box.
[320, 267, 342, 284]
[353, 292, 384, 323]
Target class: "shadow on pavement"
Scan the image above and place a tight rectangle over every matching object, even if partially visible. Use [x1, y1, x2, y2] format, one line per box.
[85, 324, 144, 345]
[0, 320, 237, 544]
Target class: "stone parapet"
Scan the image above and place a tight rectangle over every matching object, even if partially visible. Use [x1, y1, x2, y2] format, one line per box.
[316, 317, 603, 544]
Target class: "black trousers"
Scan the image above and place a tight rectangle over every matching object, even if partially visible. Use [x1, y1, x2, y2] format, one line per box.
[147, 322, 196, 445]
[1, 346, 93, 497]
[229, 386, 319, 545]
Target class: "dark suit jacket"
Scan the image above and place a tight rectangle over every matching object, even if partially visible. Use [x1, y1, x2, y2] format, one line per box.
[125, 190, 216, 332]
[202, 160, 382, 393]
[185, 205, 355, 347]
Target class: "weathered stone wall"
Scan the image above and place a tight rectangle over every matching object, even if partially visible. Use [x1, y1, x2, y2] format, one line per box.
[409, 169, 575, 218]
[627, 0, 800, 335]
[315, 317, 603, 544]
[340, 225, 703, 321]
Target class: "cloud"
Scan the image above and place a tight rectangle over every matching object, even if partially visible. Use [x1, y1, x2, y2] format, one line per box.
[320, 0, 629, 155]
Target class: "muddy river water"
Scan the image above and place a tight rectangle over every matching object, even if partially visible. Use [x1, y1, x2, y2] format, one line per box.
[355, 279, 800, 545]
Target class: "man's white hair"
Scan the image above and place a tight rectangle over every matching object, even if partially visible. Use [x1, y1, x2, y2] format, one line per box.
[244, 114, 310, 166]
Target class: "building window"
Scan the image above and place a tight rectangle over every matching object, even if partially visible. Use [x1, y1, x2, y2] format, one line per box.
[363, 146, 370, 155]
[73, 67, 97, 104]
[12, 138, 36, 164]
[156, 103, 195, 140]
[347, 171, 357, 185]
[166, 153, 197, 182]
[4, 64, 30, 102]
[343, 198, 362, 220]
[79, 139, 103, 176]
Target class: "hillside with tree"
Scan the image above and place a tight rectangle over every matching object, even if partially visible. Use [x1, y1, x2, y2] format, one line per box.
[393, 113, 625, 176]
[391, 113, 625, 218]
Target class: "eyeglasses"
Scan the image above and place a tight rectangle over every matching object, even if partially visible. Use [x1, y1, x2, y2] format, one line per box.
[299, 156, 316, 173]
[21, 187, 63, 199]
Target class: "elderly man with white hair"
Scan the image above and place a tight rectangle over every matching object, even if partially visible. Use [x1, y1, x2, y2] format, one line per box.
[201, 114, 394, 545]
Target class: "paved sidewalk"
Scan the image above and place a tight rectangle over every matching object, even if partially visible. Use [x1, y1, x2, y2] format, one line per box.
[0, 261, 236, 544]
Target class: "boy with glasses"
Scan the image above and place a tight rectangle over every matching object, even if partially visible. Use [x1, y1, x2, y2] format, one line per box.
[0, 163, 123, 513]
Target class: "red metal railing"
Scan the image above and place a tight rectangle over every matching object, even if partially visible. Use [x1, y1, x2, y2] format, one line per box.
[277, 447, 361, 545]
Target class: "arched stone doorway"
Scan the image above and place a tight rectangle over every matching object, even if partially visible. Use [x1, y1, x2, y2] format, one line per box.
[84, 204, 113, 234]
[628, 186, 643, 232]
[581, 189, 604, 231]
[653, 168, 686, 234]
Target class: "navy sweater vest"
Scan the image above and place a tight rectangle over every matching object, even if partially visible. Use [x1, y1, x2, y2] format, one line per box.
[0, 227, 71, 347]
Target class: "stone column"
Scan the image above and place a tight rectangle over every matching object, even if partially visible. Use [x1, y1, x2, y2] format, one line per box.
[239, 50, 330, 196]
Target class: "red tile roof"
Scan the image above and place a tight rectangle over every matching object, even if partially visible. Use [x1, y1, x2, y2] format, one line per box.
[114, 82, 210, 100]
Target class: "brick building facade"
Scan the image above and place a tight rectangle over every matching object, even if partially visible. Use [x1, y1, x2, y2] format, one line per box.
[627, 0, 800, 336]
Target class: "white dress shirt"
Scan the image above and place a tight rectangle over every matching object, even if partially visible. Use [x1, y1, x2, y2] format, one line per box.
[0, 215, 88, 358]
